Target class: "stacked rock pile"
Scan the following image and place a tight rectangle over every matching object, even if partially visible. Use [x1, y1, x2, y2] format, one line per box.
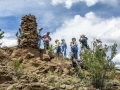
[20, 14, 38, 49]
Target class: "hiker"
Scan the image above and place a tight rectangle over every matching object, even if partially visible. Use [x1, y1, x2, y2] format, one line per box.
[61, 39, 67, 56]
[70, 38, 78, 59]
[16, 28, 22, 45]
[38, 28, 43, 47]
[96, 39, 103, 50]
[42, 32, 51, 49]
[95, 39, 106, 56]
[79, 34, 88, 49]
[55, 39, 62, 54]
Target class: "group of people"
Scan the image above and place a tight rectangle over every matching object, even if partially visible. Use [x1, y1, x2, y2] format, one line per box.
[54, 39, 67, 56]
[16, 28, 103, 59]
[54, 34, 103, 60]
[38, 28, 51, 49]
[16, 28, 52, 50]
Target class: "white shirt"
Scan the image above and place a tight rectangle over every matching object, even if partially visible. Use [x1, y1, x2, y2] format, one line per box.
[97, 42, 103, 49]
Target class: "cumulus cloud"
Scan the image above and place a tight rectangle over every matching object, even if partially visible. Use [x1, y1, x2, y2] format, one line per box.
[0, 33, 17, 47]
[113, 54, 120, 69]
[51, 0, 119, 9]
[98, 22, 120, 51]
[51, 12, 120, 47]
[0, 0, 46, 17]
[50, 11, 120, 67]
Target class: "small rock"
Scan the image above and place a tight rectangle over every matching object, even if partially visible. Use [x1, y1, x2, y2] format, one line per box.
[43, 54, 50, 61]
[65, 85, 74, 90]
[25, 52, 34, 59]
[60, 84, 66, 89]
[63, 68, 69, 74]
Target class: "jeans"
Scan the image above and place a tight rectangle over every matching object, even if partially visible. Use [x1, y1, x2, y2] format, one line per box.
[44, 42, 49, 49]
[56, 46, 62, 54]
[61, 46, 66, 56]
[71, 46, 78, 59]
[38, 38, 41, 47]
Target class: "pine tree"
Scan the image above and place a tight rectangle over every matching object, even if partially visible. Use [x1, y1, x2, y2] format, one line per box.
[83, 43, 117, 89]
[0, 29, 4, 39]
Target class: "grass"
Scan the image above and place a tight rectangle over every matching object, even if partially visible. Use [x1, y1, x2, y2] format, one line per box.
[11, 59, 26, 75]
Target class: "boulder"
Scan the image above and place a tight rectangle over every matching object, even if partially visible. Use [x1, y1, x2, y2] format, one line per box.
[43, 54, 50, 61]
[60, 84, 66, 89]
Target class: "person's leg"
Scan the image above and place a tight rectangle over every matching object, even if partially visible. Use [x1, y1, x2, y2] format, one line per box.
[44, 42, 47, 49]
[75, 52, 78, 59]
[64, 48, 66, 56]
[46, 42, 49, 49]
[18, 38, 20, 46]
[38, 38, 41, 47]
[61, 46, 63, 56]
[58, 46, 61, 54]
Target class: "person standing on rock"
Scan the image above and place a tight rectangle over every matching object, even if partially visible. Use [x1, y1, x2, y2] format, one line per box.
[61, 39, 67, 57]
[42, 32, 51, 49]
[70, 38, 78, 59]
[55, 39, 62, 55]
[96, 39, 103, 51]
[16, 28, 22, 46]
[79, 34, 88, 49]
[38, 28, 43, 47]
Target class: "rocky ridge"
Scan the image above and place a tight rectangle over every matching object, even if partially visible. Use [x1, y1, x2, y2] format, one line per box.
[0, 46, 120, 90]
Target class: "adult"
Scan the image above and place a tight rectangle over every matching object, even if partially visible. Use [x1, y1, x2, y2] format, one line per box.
[16, 28, 22, 45]
[96, 39, 103, 50]
[55, 39, 61, 54]
[79, 34, 88, 49]
[38, 28, 43, 47]
[61, 39, 67, 56]
[95, 39, 106, 57]
[42, 32, 51, 49]
[70, 38, 78, 59]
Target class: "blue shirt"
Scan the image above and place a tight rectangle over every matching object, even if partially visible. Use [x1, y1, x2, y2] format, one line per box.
[61, 41, 67, 49]
[18, 31, 22, 37]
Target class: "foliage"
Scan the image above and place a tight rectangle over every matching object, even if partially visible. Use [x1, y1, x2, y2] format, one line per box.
[31, 74, 38, 82]
[48, 44, 55, 52]
[12, 85, 17, 90]
[47, 71, 60, 88]
[11, 59, 26, 73]
[0, 29, 4, 39]
[82, 43, 117, 89]
[0, 29, 4, 47]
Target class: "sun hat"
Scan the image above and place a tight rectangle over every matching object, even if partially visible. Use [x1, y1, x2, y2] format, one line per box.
[61, 39, 65, 41]
[55, 39, 59, 42]
[96, 39, 101, 42]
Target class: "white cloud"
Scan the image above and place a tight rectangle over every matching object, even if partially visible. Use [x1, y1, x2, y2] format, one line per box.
[51, 0, 119, 9]
[113, 54, 120, 69]
[0, 33, 17, 47]
[98, 22, 120, 51]
[50, 11, 120, 68]
[51, 12, 120, 47]
[0, 0, 46, 17]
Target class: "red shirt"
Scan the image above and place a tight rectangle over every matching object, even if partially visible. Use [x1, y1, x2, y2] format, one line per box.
[42, 35, 51, 42]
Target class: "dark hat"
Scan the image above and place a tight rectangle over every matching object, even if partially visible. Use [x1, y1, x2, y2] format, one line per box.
[55, 39, 59, 42]
[47, 32, 50, 34]
[38, 28, 43, 31]
[72, 37, 76, 41]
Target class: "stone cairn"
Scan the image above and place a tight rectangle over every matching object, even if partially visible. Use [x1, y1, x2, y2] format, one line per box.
[20, 14, 39, 49]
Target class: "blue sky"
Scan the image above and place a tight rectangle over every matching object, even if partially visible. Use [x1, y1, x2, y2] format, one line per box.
[0, 0, 120, 32]
[0, 0, 120, 68]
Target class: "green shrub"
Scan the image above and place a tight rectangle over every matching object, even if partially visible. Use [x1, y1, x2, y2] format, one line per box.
[82, 43, 117, 89]
[0, 29, 4, 40]
[48, 44, 55, 52]
[11, 60, 26, 74]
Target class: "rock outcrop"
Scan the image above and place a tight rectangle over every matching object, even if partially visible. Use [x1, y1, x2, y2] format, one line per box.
[20, 14, 38, 49]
